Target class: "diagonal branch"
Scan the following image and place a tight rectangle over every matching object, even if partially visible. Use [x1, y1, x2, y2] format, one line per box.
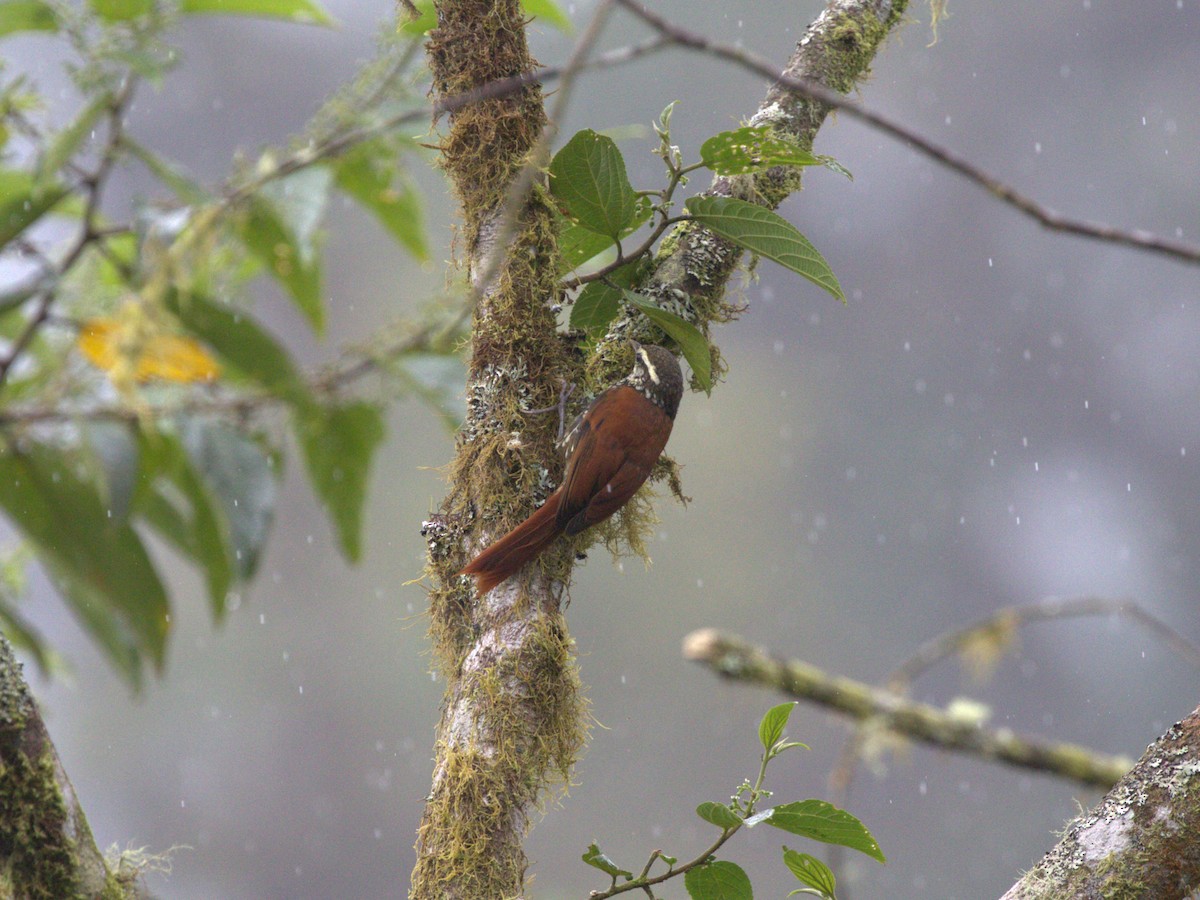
[682, 628, 1131, 788]
[615, 0, 1200, 266]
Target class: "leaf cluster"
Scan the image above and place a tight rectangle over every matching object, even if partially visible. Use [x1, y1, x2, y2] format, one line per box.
[584, 704, 884, 899]
[0, 0, 445, 686]
[550, 110, 849, 394]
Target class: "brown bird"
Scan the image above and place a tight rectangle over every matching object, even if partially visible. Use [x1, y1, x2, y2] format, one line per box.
[460, 343, 684, 594]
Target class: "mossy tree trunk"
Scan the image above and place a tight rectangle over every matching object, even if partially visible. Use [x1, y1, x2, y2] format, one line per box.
[0, 635, 135, 899]
[411, 1, 907, 897]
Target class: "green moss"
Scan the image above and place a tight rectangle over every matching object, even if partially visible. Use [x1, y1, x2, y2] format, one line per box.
[0, 750, 84, 899]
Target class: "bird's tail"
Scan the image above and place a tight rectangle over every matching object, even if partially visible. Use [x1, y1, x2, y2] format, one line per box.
[459, 494, 564, 594]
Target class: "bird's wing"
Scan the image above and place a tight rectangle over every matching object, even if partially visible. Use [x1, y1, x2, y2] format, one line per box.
[563, 456, 656, 535]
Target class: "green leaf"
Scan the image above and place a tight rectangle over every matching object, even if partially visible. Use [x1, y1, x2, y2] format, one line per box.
[521, 0, 571, 33]
[570, 281, 621, 333]
[557, 220, 615, 274]
[334, 141, 428, 260]
[700, 126, 821, 175]
[296, 403, 385, 562]
[0, 170, 69, 249]
[774, 740, 811, 756]
[0, 0, 57, 36]
[125, 138, 207, 203]
[178, 418, 277, 580]
[0, 593, 55, 676]
[39, 92, 111, 181]
[0, 445, 170, 684]
[239, 168, 330, 332]
[581, 842, 632, 880]
[89, 0, 153, 21]
[622, 290, 712, 393]
[550, 129, 637, 238]
[50, 558, 145, 686]
[696, 801, 742, 831]
[136, 430, 236, 618]
[398, 0, 435, 34]
[556, 195, 652, 276]
[166, 291, 311, 405]
[179, 0, 334, 25]
[83, 421, 140, 522]
[0, 280, 39, 317]
[683, 859, 752, 900]
[814, 155, 853, 181]
[759, 701, 797, 751]
[765, 800, 886, 863]
[0, 544, 57, 677]
[782, 847, 837, 898]
[684, 196, 843, 301]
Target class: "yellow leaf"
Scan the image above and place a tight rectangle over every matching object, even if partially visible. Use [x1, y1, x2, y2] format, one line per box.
[78, 317, 219, 384]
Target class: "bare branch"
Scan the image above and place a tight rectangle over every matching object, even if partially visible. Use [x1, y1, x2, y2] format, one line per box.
[615, 0, 1200, 266]
[682, 628, 1132, 788]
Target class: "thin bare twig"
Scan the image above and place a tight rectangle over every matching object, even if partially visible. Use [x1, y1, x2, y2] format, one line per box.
[0, 313, 460, 427]
[614, 0, 1200, 266]
[0, 79, 138, 390]
[823, 596, 1200, 881]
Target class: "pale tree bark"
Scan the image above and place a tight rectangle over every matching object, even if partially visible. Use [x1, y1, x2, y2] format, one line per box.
[411, 1, 908, 897]
[1000, 704, 1200, 900]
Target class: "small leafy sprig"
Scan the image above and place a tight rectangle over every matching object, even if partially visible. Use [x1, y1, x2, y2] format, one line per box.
[584, 702, 884, 900]
[550, 103, 851, 393]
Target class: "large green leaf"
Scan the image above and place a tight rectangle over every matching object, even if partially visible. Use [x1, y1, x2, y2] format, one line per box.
[684, 195, 844, 301]
[238, 167, 331, 333]
[696, 801, 742, 831]
[556, 196, 652, 276]
[89, 0, 153, 21]
[700, 126, 821, 175]
[124, 138, 207, 203]
[0, 170, 68, 249]
[0, 0, 57, 36]
[334, 141, 428, 260]
[398, 0, 435, 34]
[521, 0, 571, 33]
[296, 403, 385, 562]
[135, 430, 236, 619]
[550, 129, 637, 238]
[179, 0, 334, 25]
[683, 859, 752, 900]
[39, 93, 111, 181]
[570, 281, 621, 334]
[83, 421, 140, 522]
[622, 291, 712, 393]
[759, 701, 797, 751]
[176, 418, 277, 581]
[558, 220, 615, 275]
[0, 545, 56, 677]
[0, 444, 170, 684]
[765, 800, 885, 862]
[166, 291, 311, 406]
[782, 847, 837, 898]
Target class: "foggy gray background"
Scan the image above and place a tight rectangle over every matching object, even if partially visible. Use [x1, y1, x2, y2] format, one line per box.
[7, 0, 1199, 897]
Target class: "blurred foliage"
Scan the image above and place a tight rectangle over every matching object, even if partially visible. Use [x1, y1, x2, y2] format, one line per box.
[0, 0, 832, 691]
[0, 0, 464, 688]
